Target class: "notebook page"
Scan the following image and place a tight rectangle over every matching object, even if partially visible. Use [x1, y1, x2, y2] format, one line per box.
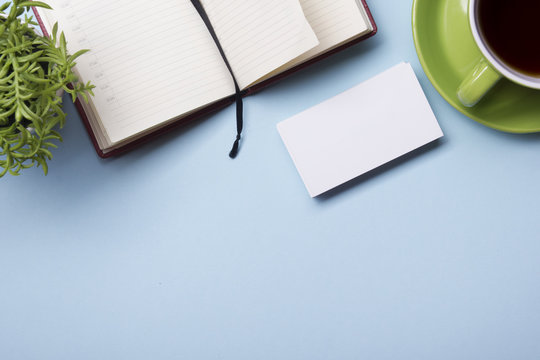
[291, 0, 371, 65]
[40, 0, 235, 144]
[244, 0, 372, 84]
[199, 0, 319, 89]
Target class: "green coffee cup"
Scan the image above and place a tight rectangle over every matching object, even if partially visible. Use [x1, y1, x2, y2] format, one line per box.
[457, 0, 540, 107]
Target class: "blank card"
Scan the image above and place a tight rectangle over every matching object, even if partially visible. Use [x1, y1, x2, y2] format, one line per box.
[277, 62, 443, 197]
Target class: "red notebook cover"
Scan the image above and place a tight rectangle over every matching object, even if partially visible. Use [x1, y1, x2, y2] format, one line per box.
[33, 1, 377, 158]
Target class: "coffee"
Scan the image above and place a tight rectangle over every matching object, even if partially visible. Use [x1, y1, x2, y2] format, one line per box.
[477, 0, 540, 77]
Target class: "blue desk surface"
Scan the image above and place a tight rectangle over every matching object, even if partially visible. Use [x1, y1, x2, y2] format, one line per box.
[2, 1, 540, 359]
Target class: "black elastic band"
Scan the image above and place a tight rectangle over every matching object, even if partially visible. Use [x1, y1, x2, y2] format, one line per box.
[191, 0, 243, 159]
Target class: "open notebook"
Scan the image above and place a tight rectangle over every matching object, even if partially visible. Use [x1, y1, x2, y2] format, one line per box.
[34, 0, 376, 157]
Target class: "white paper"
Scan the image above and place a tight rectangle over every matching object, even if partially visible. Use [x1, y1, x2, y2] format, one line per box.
[41, 0, 235, 144]
[277, 62, 444, 197]
[199, 0, 319, 89]
[294, 0, 371, 64]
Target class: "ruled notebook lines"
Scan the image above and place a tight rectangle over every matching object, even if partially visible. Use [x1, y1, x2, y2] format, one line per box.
[293, 0, 371, 64]
[200, 0, 319, 89]
[42, 0, 235, 143]
[36, 0, 372, 151]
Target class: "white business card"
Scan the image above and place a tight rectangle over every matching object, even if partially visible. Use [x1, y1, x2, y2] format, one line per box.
[277, 62, 443, 197]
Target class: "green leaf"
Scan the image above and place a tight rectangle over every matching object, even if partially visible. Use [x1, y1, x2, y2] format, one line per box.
[19, 1, 52, 9]
[35, 156, 48, 175]
[0, 0, 94, 178]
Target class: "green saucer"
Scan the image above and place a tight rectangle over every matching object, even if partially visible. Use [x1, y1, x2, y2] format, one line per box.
[412, 0, 540, 133]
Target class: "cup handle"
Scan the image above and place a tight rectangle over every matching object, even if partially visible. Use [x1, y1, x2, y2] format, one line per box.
[457, 58, 502, 107]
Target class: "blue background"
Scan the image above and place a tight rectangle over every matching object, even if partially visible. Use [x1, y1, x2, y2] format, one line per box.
[2, 1, 540, 359]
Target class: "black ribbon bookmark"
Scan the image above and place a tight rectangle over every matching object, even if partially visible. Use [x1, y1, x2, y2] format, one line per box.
[191, 0, 243, 159]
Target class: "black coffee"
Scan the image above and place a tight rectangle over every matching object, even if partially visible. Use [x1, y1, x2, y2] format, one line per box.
[477, 0, 540, 77]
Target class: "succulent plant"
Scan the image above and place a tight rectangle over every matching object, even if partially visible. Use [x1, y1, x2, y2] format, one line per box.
[0, 0, 94, 177]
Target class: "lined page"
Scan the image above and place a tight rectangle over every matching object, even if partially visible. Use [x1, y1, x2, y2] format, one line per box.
[291, 0, 371, 65]
[40, 0, 235, 144]
[199, 0, 319, 89]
